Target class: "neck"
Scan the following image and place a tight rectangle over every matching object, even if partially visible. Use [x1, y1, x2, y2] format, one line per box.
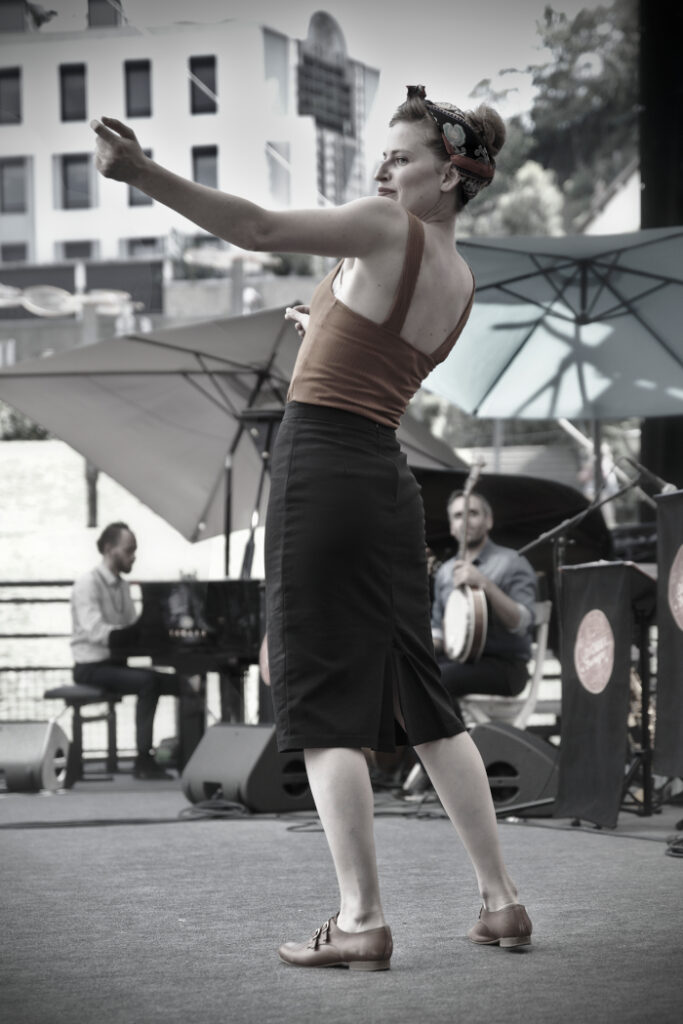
[463, 537, 487, 559]
[103, 557, 119, 579]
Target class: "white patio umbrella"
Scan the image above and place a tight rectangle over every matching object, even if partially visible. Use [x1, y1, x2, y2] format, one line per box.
[0, 305, 465, 571]
[424, 227, 683, 420]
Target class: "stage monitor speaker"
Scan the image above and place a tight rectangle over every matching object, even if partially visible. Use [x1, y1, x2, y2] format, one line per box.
[470, 722, 558, 815]
[0, 720, 70, 792]
[181, 724, 315, 814]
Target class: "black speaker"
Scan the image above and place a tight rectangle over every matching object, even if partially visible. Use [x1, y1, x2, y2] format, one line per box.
[181, 724, 315, 813]
[470, 722, 558, 815]
[0, 720, 70, 792]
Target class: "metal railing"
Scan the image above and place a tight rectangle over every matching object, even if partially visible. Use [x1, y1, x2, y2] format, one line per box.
[0, 580, 167, 757]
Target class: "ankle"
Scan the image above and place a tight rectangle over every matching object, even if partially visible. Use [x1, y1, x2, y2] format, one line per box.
[480, 885, 518, 913]
[337, 907, 386, 933]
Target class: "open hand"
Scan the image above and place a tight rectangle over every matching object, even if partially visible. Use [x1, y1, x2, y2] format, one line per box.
[91, 116, 148, 184]
[285, 305, 310, 340]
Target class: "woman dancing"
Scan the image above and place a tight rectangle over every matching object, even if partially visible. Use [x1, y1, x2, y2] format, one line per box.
[91, 83, 533, 970]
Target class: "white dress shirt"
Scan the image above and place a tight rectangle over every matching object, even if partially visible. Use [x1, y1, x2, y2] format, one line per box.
[71, 563, 138, 664]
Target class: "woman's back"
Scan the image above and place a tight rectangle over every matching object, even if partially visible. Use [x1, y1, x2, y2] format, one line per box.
[333, 211, 474, 356]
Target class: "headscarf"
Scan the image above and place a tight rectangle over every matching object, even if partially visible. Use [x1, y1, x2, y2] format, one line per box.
[406, 84, 495, 201]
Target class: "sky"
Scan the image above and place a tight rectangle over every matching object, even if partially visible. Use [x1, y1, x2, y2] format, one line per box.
[43, 0, 599, 126]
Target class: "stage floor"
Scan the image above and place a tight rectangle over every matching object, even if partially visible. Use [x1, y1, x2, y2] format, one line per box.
[1, 771, 681, 1024]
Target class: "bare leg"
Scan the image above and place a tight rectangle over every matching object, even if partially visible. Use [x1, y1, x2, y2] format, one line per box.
[415, 731, 518, 911]
[303, 747, 386, 933]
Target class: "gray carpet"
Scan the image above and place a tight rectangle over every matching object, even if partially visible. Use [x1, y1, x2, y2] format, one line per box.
[1, 778, 681, 1024]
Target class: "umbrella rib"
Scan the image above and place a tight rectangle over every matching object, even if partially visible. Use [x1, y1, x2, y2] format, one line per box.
[464, 227, 683, 266]
[591, 259, 683, 289]
[192, 322, 291, 544]
[470, 314, 545, 415]
[125, 330, 265, 372]
[592, 228, 683, 265]
[589, 280, 669, 321]
[183, 372, 239, 415]
[472, 259, 577, 297]
[589, 266, 683, 370]
[194, 354, 244, 416]
[472, 258, 584, 414]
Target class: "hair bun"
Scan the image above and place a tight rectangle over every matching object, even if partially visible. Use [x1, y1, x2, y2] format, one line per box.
[406, 84, 427, 101]
[467, 104, 507, 159]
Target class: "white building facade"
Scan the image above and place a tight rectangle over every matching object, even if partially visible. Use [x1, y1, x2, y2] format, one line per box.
[0, 2, 379, 266]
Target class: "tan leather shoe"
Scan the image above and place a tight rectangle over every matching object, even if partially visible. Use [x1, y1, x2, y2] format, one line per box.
[278, 914, 392, 970]
[468, 904, 533, 948]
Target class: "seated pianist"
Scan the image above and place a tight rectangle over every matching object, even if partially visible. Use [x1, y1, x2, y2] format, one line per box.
[70, 521, 190, 780]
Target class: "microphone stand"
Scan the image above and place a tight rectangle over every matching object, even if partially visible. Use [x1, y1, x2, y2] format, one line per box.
[519, 478, 641, 595]
[517, 478, 644, 705]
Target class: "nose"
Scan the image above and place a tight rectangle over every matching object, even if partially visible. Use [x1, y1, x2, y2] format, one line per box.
[374, 159, 389, 181]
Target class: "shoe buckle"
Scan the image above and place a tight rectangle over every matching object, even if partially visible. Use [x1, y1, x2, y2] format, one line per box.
[308, 918, 331, 950]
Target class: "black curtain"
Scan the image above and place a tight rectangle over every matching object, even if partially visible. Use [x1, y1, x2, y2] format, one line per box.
[653, 491, 683, 777]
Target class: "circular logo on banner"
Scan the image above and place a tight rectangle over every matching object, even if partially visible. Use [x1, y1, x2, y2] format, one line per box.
[668, 544, 683, 631]
[574, 609, 615, 694]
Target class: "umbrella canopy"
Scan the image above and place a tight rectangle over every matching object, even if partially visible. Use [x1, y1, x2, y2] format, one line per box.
[424, 227, 683, 420]
[0, 305, 465, 545]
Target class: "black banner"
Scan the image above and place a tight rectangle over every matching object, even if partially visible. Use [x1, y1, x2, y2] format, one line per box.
[554, 562, 655, 828]
[653, 491, 683, 777]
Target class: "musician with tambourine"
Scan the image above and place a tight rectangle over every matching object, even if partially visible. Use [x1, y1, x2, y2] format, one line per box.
[431, 488, 537, 719]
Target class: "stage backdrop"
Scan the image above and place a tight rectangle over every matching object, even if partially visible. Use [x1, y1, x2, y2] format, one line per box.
[654, 491, 683, 777]
[554, 562, 655, 828]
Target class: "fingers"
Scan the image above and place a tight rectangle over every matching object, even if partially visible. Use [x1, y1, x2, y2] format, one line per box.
[90, 118, 118, 142]
[101, 115, 138, 140]
[90, 116, 137, 142]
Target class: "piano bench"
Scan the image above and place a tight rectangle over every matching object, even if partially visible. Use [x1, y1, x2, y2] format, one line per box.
[43, 684, 122, 787]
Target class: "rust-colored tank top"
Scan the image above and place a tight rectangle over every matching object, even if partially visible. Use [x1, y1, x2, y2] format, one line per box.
[287, 212, 475, 429]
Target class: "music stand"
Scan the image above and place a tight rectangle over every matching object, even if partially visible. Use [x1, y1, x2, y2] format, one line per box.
[553, 561, 657, 828]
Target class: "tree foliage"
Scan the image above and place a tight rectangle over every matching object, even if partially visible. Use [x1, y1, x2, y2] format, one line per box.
[525, 0, 639, 230]
[0, 402, 49, 440]
[461, 1, 639, 235]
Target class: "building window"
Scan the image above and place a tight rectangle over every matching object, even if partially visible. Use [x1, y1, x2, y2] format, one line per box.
[263, 29, 289, 116]
[128, 149, 153, 205]
[266, 142, 290, 206]
[0, 68, 21, 124]
[88, 0, 122, 27]
[298, 54, 351, 134]
[63, 240, 93, 259]
[60, 154, 91, 209]
[0, 2, 26, 33]
[0, 157, 27, 213]
[1, 242, 27, 262]
[125, 60, 151, 118]
[189, 56, 217, 114]
[60, 64, 87, 122]
[192, 146, 218, 189]
[125, 237, 163, 257]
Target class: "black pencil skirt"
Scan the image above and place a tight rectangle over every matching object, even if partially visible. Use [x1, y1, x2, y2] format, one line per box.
[264, 401, 465, 753]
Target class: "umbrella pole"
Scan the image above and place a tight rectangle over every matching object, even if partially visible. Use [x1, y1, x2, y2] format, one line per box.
[592, 419, 603, 498]
[224, 454, 232, 577]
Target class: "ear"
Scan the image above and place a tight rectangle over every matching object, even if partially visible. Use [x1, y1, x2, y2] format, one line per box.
[440, 161, 460, 193]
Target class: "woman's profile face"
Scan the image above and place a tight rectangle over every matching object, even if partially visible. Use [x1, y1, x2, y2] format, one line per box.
[374, 120, 450, 216]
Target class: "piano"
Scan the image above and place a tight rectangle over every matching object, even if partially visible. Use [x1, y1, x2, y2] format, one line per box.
[109, 579, 265, 767]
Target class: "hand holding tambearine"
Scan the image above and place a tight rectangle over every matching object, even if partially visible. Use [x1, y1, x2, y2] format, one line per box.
[90, 116, 148, 184]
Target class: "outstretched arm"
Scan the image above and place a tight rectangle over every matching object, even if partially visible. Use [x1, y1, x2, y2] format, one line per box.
[91, 116, 400, 260]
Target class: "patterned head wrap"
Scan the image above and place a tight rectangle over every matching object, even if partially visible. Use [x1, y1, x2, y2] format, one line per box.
[406, 84, 495, 201]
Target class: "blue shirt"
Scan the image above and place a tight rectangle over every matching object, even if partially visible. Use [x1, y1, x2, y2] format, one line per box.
[431, 538, 537, 660]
